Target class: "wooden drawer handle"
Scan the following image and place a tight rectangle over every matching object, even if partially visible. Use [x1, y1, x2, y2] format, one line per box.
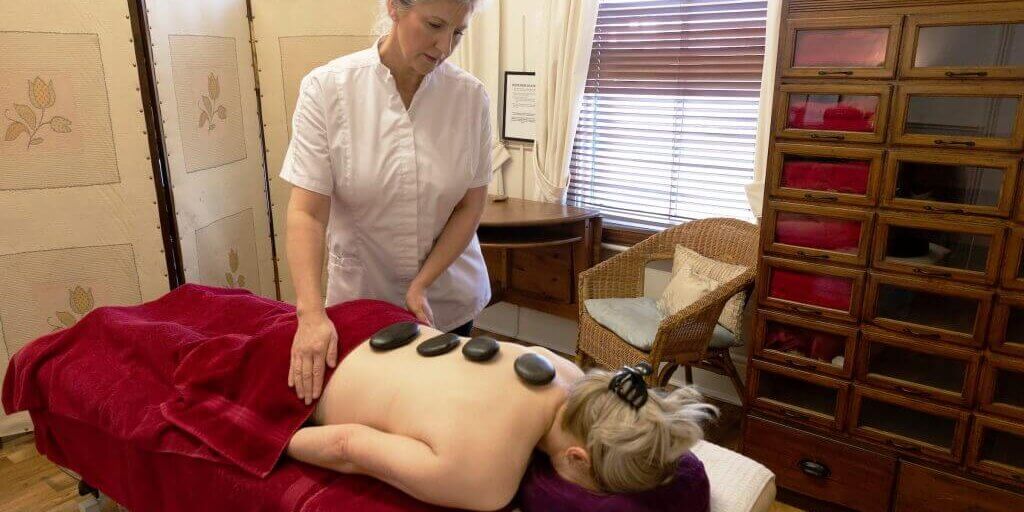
[912, 267, 952, 278]
[785, 358, 816, 370]
[796, 251, 830, 260]
[922, 205, 965, 214]
[818, 70, 854, 76]
[895, 385, 928, 397]
[934, 139, 976, 147]
[887, 439, 922, 452]
[945, 71, 988, 77]
[789, 306, 824, 316]
[803, 193, 839, 202]
[783, 410, 811, 421]
[798, 459, 832, 478]
[902, 328, 942, 340]
[810, 134, 845, 141]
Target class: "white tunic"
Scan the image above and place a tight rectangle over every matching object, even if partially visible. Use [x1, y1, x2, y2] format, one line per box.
[280, 41, 492, 332]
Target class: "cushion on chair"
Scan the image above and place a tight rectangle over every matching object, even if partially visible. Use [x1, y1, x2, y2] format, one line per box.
[584, 297, 664, 351]
[708, 324, 742, 350]
[656, 265, 720, 319]
[663, 246, 748, 337]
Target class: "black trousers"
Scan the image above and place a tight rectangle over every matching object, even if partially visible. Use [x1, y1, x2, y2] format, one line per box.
[448, 320, 474, 337]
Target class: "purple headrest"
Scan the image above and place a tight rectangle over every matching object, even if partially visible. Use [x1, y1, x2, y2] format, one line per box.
[518, 452, 710, 512]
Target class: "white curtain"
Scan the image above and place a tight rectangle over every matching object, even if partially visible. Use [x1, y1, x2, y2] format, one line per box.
[451, 0, 511, 178]
[530, 0, 599, 203]
[744, 0, 784, 219]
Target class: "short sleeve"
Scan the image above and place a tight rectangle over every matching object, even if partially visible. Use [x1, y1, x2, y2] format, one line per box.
[279, 72, 334, 196]
[467, 90, 493, 189]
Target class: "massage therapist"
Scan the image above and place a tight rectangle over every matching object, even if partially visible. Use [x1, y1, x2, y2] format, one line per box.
[280, 0, 492, 404]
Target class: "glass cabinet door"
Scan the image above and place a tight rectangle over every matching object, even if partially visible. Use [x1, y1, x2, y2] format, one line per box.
[852, 386, 968, 463]
[892, 85, 1024, 150]
[881, 149, 1019, 218]
[865, 273, 991, 346]
[760, 257, 864, 322]
[989, 293, 1024, 358]
[979, 356, 1024, 421]
[968, 415, 1024, 486]
[902, 13, 1024, 79]
[777, 84, 891, 144]
[769, 143, 882, 206]
[858, 327, 978, 406]
[871, 213, 1004, 285]
[783, 16, 902, 79]
[756, 309, 856, 377]
[750, 360, 848, 431]
[765, 202, 872, 266]
[1002, 229, 1024, 291]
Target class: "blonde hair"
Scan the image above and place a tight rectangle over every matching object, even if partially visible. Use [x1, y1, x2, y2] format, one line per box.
[561, 370, 718, 493]
[374, 0, 489, 35]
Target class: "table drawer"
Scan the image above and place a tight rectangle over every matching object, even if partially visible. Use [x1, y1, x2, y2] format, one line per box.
[743, 416, 896, 512]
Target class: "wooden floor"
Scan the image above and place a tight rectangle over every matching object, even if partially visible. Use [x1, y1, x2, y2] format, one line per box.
[0, 328, 805, 511]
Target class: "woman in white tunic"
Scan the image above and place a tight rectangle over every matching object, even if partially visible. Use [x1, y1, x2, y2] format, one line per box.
[280, 0, 491, 404]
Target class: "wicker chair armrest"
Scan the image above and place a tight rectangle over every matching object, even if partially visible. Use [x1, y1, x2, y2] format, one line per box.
[577, 247, 651, 303]
[649, 268, 756, 360]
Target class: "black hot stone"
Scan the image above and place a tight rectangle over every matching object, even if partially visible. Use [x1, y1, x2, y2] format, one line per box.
[369, 322, 420, 351]
[462, 336, 500, 362]
[514, 353, 556, 385]
[416, 333, 461, 357]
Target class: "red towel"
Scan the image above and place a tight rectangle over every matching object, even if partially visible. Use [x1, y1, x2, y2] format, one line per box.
[2, 284, 462, 511]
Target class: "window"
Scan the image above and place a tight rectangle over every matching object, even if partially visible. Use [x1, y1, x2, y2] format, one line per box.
[568, 0, 768, 230]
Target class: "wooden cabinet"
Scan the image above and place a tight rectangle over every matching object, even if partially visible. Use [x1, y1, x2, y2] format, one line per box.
[747, 1, 1024, 508]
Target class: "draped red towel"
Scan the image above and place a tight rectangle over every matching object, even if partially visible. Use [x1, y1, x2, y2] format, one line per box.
[2, 284, 464, 511]
[780, 160, 870, 195]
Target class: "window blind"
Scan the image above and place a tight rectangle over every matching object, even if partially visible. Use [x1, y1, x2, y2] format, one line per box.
[568, 0, 768, 229]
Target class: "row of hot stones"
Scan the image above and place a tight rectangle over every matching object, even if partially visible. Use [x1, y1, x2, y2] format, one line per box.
[369, 322, 557, 385]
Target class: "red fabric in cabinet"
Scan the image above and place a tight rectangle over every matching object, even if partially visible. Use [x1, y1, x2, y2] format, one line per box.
[780, 159, 870, 195]
[768, 268, 854, 311]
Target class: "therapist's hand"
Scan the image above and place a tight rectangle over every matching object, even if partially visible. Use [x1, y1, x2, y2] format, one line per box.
[290, 310, 338, 405]
[405, 284, 434, 327]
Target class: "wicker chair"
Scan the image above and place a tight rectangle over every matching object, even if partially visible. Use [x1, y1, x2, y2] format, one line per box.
[575, 218, 759, 401]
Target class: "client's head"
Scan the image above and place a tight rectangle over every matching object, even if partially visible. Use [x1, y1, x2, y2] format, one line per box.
[541, 367, 718, 494]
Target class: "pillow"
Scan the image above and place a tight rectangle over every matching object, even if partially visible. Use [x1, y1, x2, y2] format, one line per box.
[655, 265, 720, 319]
[584, 298, 664, 352]
[662, 246, 747, 336]
[518, 452, 710, 512]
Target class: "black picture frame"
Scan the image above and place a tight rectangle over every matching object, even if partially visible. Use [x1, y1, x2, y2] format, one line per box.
[501, 71, 536, 143]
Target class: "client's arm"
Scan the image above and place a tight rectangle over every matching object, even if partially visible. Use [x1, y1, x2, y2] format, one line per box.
[287, 425, 513, 511]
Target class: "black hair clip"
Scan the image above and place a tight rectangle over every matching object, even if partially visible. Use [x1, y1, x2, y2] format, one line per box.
[609, 362, 653, 410]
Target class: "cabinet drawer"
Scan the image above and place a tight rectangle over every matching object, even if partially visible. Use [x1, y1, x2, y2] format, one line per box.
[978, 354, 1024, 421]
[880, 149, 1019, 218]
[759, 256, 864, 323]
[870, 212, 1005, 285]
[768, 143, 883, 207]
[743, 416, 896, 512]
[781, 16, 902, 79]
[1002, 228, 1024, 291]
[754, 308, 857, 378]
[895, 462, 1024, 512]
[509, 245, 572, 303]
[967, 413, 1024, 486]
[864, 272, 992, 347]
[857, 326, 979, 407]
[900, 12, 1024, 80]
[749, 359, 848, 431]
[891, 84, 1024, 151]
[775, 84, 892, 144]
[850, 385, 970, 464]
[763, 201, 873, 266]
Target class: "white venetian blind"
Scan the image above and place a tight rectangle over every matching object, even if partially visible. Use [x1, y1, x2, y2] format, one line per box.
[568, 0, 767, 229]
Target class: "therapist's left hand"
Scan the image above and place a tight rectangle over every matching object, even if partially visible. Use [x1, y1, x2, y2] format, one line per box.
[406, 284, 434, 326]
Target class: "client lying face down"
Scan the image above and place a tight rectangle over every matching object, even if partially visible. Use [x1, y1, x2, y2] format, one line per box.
[286, 323, 717, 511]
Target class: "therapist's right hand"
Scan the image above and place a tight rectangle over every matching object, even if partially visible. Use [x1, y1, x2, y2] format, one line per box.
[290, 311, 339, 405]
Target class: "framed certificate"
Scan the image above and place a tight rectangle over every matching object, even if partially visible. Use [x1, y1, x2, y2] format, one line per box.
[502, 71, 537, 143]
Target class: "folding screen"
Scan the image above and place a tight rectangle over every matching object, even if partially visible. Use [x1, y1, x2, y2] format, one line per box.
[0, 0, 169, 436]
[250, 0, 377, 303]
[144, 0, 277, 299]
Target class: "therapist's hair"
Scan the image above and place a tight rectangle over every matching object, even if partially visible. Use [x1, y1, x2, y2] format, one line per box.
[374, 0, 489, 35]
[561, 369, 718, 493]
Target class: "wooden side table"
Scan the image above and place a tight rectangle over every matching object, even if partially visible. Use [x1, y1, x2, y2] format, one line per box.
[478, 196, 602, 320]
